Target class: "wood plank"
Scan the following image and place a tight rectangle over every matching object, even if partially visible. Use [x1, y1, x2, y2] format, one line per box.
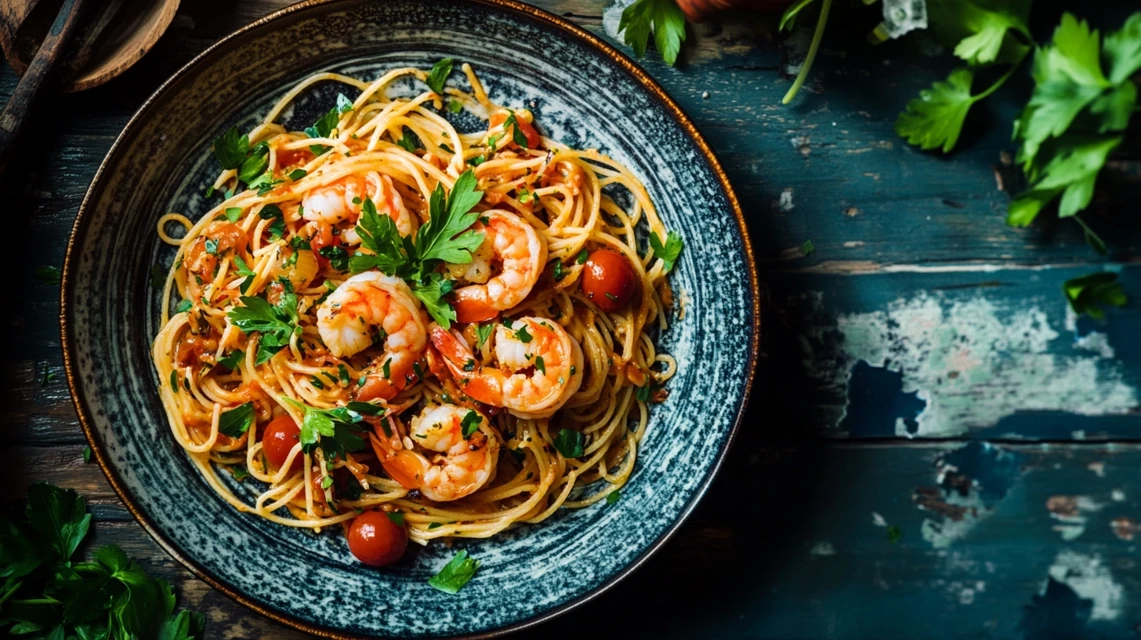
[7, 440, 1141, 638]
[762, 264, 1141, 441]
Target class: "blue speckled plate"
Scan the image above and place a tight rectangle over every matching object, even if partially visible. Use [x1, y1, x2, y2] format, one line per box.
[62, 0, 758, 637]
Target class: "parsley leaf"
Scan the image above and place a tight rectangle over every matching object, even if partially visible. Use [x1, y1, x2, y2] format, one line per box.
[412, 273, 457, 327]
[1008, 136, 1122, 225]
[320, 245, 351, 272]
[619, 0, 687, 66]
[427, 58, 454, 95]
[387, 511, 405, 526]
[227, 294, 299, 364]
[648, 230, 683, 273]
[349, 198, 411, 275]
[460, 410, 482, 438]
[211, 126, 248, 170]
[553, 428, 585, 459]
[289, 169, 307, 181]
[224, 207, 242, 222]
[606, 490, 621, 505]
[1103, 13, 1141, 85]
[237, 141, 270, 184]
[503, 111, 529, 149]
[1063, 272, 1127, 319]
[282, 398, 369, 460]
[945, 0, 1030, 65]
[895, 68, 979, 153]
[218, 349, 244, 370]
[218, 402, 254, 438]
[305, 104, 344, 155]
[475, 323, 494, 348]
[801, 239, 815, 256]
[414, 170, 485, 270]
[427, 549, 480, 594]
[26, 483, 91, 562]
[396, 127, 419, 153]
[514, 325, 533, 343]
[259, 204, 285, 241]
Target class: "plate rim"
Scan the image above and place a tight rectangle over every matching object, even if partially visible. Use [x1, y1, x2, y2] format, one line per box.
[60, 0, 761, 637]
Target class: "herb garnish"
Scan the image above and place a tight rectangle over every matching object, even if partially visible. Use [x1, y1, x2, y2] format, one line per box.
[648, 231, 683, 273]
[282, 398, 370, 461]
[34, 265, 61, 285]
[227, 290, 300, 365]
[427, 549, 480, 594]
[475, 323, 494, 348]
[218, 402, 254, 438]
[218, 349, 245, 370]
[349, 170, 485, 328]
[502, 111, 529, 149]
[514, 325, 533, 343]
[427, 58, 454, 95]
[606, 490, 621, 505]
[553, 428, 585, 459]
[460, 410, 482, 438]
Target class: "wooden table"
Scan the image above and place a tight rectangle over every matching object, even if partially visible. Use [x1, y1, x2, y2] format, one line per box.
[5, 1, 1139, 637]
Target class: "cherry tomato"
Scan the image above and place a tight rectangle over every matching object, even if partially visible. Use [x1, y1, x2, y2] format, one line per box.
[262, 415, 301, 472]
[347, 511, 408, 567]
[581, 249, 639, 312]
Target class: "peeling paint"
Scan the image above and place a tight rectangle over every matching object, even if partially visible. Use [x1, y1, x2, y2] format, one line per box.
[1110, 517, 1137, 541]
[872, 512, 887, 527]
[827, 293, 1136, 437]
[776, 188, 795, 212]
[915, 443, 1022, 549]
[1047, 550, 1124, 621]
[1087, 461, 1105, 477]
[1045, 496, 1102, 541]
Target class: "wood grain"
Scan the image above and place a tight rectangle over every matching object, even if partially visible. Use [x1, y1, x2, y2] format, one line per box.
[3, 0, 1140, 638]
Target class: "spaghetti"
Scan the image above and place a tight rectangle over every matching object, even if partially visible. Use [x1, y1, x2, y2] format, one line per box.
[152, 62, 680, 560]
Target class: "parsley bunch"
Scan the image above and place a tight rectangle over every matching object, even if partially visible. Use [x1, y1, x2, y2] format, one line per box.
[349, 170, 485, 328]
[0, 484, 204, 639]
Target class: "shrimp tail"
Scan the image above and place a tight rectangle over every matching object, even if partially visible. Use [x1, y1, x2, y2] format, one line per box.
[428, 324, 504, 405]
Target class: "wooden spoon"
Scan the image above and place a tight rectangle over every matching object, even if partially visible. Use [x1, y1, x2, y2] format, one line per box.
[0, 0, 180, 93]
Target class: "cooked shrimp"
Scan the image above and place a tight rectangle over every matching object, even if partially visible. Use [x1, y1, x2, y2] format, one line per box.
[302, 172, 415, 236]
[316, 271, 428, 400]
[450, 210, 547, 324]
[372, 405, 499, 502]
[430, 317, 583, 419]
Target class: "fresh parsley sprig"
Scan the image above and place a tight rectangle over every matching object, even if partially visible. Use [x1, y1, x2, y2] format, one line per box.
[227, 285, 301, 365]
[0, 484, 205, 639]
[349, 170, 485, 328]
[648, 230, 684, 273]
[281, 398, 372, 461]
[619, 0, 687, 67]
[427, 550, 480, 594]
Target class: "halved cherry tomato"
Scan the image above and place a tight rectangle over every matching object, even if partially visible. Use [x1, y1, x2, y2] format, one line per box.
[347, 510, 408, 567]
[262, 415, 301, 472]
[581, 249, 639, 313]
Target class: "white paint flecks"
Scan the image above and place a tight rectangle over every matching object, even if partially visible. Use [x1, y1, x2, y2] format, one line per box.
[1047, 550, 1124, 621]
[919, 490, 990, 549]
[602, 0, 635, 41]
[778, 188, 795, 212]
[831, 294, 1136, 437]
[809, 541, 836, 556]
[1112, 489, 1126, 502]
[1088, 461, 1106, 477]
[1046, 496, 1103, 541]
[872, 512, 887, 527]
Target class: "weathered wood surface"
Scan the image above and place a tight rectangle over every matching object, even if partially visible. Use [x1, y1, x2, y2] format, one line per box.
[3, 0, 1140, 638]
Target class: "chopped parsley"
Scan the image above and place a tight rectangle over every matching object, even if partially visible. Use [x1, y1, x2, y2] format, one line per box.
[1063, 271, 1127, 319]
[218, 349, 245, 370]
[427, 549, 480, 594]
[288, 169, 307, 181]
[227, 290, 300, 365]
[427, 58, 454, 95]
[282, 398, 370, 460]
[553, 428, 585, 459]
[552, 259, 566, 281]
[460, 410, 482, 438]
[503, 111, 529, 148]
[396, 127, 419, 153]
[258, 204, 285, 241]
[218, 402, 254, 438]
[648, 230, 683, 273]
[447, 99, 463, 114]
[801, 239, 815, 257]
[576, 249, 589, 264]
[82, 446, 93, 464]
[534, 355, 546, 374]
[319, 245, 350, 271]
[305, 95, 354, 154]
[514, 325, 533, 343]
[387, 511, 406, 526]
[382, 358, 392, 380]
[475, 323, 494, 348]
[175, 299, 193, 314]
[606, 490, 621, 505]
[224, 207, 242, 222]
[428, 522, 443, 530]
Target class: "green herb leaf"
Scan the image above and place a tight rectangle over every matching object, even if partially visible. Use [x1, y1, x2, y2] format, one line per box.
[414, 170, 485, 269]
[35, 265, 62, 285]
[387, 511, 406, 526]
[534, 355, 546, 374]
[336, 93, 354, 114]
[211, 126, 248, 170]
[427, 549, 480, 594]
[218, 349, 245, 370]
[396, 128, 419, 153]
[283, 398, 369, 461]
[576, 249, 589, 265]
[258, 204, 285, 241]
[503, 112, 529, 149]
[237, 141, 270, 184]
[475, 323, 494, 348]
[411, 273, 457, 329]
[648, 230, 683, 273]
[606, 490, 620, 505]
[947, 1, 1030, 65]
[514, 325, 533, 343]
[427, 58, 454, 95]
[619, 0, 687, 66]
[1063, 271, 1127, 319]
[1103, 13, 1141, 85]
[349, 198, 409, 275]
[428, 522, 443, 530]
[25, 483, 92, 562]
[887, 524, 902, 544]
[447, 99, 463, 114]
[1007, 136, 1122, 225]
[895, 68, 978, 153]
[801, 239, 815, 256]
[553, 428, 585, 459]
[305, 106, 343, 155]
[460, 410, 482, 439]
[218, 403, 254, 438]
[175, 299, 193, 314]
[224, 207, 242, 222]
[288, 169, 307, 181]
[82, 446, 93, 464]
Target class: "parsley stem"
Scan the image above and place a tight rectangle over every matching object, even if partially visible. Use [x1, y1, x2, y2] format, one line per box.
[974, 64, 1019, 101]
[0, 580, 22, 607]
[8, 597, 61, 605]
[782, 0, 832, 105]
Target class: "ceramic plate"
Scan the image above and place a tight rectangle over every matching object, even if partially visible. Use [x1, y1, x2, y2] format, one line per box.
[62, 0, 758, 636]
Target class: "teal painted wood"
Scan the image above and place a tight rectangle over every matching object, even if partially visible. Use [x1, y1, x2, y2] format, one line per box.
[2, 0, 1141, 638]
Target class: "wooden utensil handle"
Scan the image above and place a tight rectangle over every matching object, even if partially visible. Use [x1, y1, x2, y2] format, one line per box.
[677, 0, 794, 22]
[0, 0, 89, 172]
